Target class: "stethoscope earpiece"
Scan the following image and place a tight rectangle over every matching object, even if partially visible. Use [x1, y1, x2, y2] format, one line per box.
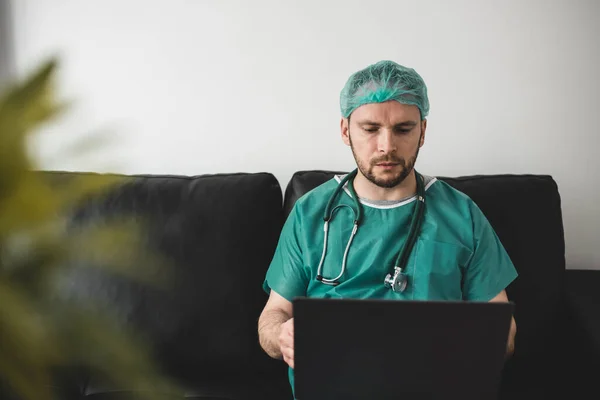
[316, 275, 340, 286]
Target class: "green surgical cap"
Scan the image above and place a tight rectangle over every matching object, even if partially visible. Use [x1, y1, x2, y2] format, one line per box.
[340, 60, 430, 120]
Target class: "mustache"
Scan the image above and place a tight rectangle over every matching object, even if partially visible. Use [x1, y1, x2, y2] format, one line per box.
[371, 156, 406, 165]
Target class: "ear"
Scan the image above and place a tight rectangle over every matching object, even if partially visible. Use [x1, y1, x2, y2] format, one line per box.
[341, 117, 350, 146]
[419, 119, 427, 147]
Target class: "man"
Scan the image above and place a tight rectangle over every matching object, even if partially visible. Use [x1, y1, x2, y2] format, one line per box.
[257, 60, 518, 395]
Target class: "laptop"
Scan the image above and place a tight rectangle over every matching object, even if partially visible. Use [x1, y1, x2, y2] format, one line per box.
[293, 298, 514, 400]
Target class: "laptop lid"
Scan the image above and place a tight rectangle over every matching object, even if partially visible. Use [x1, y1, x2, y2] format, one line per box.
[293, 298, 514, 400]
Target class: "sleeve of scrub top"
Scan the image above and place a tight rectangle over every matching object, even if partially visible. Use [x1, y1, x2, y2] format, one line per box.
[462, 202, 518, 301]
[262, 204, 309, 302]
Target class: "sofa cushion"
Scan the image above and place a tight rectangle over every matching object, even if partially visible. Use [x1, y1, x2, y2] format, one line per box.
[45, 171, 287, 390]
[283, 171, 568, 395]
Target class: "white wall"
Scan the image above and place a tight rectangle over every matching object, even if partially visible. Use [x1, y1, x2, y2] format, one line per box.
[9, 0, 600, 270]
[0, 0, 14, 86]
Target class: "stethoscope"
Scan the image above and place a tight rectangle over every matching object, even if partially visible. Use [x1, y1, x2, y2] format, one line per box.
[315, 168, 426, 293]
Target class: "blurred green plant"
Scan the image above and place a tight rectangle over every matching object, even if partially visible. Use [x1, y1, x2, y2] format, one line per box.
[0, 59, 177, 400]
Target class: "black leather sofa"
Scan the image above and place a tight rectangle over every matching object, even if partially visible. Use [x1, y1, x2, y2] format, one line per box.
[2, 170, 598, 399]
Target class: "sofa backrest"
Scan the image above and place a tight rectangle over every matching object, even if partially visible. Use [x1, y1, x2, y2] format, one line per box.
[283, 170, 568, 391]
[44, 171, 288, 392]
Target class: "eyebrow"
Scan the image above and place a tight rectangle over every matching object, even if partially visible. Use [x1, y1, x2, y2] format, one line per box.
[357, 120, 418, 128]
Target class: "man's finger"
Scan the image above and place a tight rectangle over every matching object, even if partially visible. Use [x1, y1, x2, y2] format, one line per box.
[280, 334, 293, 348]
[282, 346, 294, 361]
[283, 354, 295, 369]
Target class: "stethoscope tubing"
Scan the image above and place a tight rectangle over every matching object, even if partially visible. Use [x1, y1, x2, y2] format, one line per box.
[315, 168, 426, 289]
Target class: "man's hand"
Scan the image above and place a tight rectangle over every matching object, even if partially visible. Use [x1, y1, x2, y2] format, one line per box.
[505, 316, 516, 359]
[489, 289, 517, 359]
[278, 317, 295, 369]
[258, 290, 294, 365]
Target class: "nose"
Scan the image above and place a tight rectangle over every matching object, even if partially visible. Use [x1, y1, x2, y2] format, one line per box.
[377, 129, 396, 153]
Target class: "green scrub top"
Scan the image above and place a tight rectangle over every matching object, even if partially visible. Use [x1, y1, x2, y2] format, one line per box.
[263, 174, 518, 396]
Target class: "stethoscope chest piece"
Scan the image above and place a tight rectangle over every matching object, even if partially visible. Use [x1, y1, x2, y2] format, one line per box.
[384, 266, 408, 293]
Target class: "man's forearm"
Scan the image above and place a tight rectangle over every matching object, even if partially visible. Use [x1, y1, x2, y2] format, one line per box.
[258, 309, 291, 359]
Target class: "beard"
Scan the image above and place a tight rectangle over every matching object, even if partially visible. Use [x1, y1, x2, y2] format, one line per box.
[349, 130, 422, 189]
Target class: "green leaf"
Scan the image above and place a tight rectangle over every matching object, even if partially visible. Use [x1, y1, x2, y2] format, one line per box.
[0, 57, 180, 400]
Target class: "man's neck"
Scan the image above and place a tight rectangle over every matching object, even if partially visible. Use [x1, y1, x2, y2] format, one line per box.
[352, 170, 418, 202]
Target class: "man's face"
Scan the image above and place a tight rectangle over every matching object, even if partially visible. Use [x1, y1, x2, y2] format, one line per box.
[341, 100, 426, 189]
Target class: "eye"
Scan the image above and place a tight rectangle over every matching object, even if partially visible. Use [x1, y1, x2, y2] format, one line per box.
[364, 127, 378, 133]
[394, 128, 412, 134]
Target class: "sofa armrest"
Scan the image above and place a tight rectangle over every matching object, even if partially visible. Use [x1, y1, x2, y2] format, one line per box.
[564, 269, 600, 388]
